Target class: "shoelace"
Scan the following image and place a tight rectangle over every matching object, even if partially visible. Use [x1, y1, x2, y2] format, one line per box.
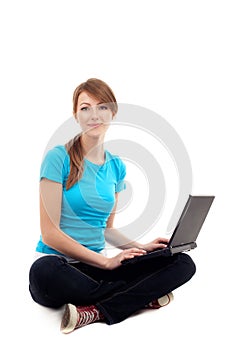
[77, 308, 99, 328]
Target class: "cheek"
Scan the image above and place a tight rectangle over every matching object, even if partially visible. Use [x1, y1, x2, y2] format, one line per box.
[77, 115, 88, 128]
[102, 112, 113, 124]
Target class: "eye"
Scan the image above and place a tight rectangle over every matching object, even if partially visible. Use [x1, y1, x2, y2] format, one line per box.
[80, 106, 90, 111]
[98, 105, 108, 111]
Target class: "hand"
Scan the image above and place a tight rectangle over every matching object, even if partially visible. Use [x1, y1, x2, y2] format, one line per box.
[105, 248, 147, 270]
[140, 237, 169, 253]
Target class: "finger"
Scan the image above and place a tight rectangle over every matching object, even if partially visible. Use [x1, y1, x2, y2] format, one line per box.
[158, 237, 169, 243]
[124, 251, 146, 260]
[160, 239, 168, 243]
[157, 243, 168, 248]
[128, 248, 147, 254]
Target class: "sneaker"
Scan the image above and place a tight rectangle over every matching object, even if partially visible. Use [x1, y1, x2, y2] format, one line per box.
[60, 304, 103, 334]
[146, 292, 174, 309]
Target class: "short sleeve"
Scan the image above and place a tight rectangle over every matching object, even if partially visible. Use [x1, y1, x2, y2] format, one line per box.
[40, 146, 68, 184]
[115, 159, 126, 193]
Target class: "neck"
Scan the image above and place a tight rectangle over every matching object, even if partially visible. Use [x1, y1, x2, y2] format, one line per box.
[80, 134, 105, 164]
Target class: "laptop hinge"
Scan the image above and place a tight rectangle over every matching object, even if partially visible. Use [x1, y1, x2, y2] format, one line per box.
[170, 242, 197, 255]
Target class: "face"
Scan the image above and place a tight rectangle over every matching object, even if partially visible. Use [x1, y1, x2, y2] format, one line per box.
[75, 91, 114, 138]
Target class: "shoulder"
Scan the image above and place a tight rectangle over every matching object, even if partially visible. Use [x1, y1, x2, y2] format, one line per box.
[105, 150, 126, 177]
[42, 145, 68, 162]
[41, 145, 70, 170]
[40, 145, 70, 183]
[106, 150, 125, 166]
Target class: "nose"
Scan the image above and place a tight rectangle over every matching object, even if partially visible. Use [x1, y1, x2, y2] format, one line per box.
[91, 106, 100, 120]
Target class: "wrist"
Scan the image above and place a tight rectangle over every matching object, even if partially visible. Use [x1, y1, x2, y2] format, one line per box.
[134, 242, 144, 249]
[120, 241, 144, 250]
[98, 255, 110, 270]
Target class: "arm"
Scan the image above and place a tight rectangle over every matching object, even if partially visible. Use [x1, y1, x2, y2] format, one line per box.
[40, 179, 146, 269]
[40, 179, 109, 268]
[106, 193, 169, 252]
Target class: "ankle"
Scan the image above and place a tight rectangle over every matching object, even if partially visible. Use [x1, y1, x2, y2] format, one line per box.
[77, 304, 104, 323]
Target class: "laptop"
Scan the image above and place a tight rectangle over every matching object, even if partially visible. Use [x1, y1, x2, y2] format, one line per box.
[121, 195, 215, 265]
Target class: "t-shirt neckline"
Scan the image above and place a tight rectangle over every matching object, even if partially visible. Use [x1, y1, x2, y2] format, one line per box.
[84, 151, 108, 167]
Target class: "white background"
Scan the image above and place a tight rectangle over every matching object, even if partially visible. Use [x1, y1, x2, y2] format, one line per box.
[0, 1, 232, 349]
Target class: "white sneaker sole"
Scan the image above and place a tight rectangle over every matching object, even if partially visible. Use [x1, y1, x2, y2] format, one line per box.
[157, 292, 174, 307]
[60, 304, 78, 334]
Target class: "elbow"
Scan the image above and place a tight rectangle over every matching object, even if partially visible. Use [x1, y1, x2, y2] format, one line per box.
[40, 225, 57, 247]
[41, 229, 51, 247]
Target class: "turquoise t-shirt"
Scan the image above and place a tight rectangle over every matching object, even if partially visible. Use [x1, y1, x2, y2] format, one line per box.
[36, 145, 126, 256]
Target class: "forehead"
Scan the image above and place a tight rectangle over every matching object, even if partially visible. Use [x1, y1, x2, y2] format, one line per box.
[78, 91, 100, 105]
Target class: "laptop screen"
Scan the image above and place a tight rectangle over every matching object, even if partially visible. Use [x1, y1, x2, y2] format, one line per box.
[168, 195, 215, 247]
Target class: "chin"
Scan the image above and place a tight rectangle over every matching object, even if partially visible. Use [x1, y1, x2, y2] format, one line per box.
[86, 126, 108, 138]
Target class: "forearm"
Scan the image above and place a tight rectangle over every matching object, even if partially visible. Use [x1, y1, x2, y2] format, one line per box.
[42, 227, 108, 269]
[105, 227, 143, 250]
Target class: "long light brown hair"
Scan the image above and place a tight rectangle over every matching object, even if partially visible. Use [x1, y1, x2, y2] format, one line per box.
[65, 78, 118, 190]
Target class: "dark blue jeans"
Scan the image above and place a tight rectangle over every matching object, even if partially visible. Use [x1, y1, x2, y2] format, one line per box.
[29, 253, 196, 325]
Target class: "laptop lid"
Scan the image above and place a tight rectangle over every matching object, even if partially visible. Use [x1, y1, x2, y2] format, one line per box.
[168, 195, 215, 248]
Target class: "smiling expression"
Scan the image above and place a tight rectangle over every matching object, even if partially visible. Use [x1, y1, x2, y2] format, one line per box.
[75, 91, 114, 138]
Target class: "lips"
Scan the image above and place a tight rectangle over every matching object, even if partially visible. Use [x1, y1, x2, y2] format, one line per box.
[87, 124, 102, 128]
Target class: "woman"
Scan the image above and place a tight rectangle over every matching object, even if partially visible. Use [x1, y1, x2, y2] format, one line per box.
[29, 78, 196, 334]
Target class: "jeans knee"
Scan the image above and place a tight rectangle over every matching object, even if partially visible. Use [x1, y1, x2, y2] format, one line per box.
[29, 256, 66, 307]
[179, 253, 196, 281]
[29, 256, 65, 284]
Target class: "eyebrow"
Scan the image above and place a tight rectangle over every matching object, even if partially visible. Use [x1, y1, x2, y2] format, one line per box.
[80, 102, 104, 106]
[80, 102, 91, 106]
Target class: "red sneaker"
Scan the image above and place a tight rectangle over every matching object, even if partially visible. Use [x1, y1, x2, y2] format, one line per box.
[61, 304, 104, 334]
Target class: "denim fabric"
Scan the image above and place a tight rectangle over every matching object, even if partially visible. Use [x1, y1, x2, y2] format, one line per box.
[29, 253, 196, 325]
